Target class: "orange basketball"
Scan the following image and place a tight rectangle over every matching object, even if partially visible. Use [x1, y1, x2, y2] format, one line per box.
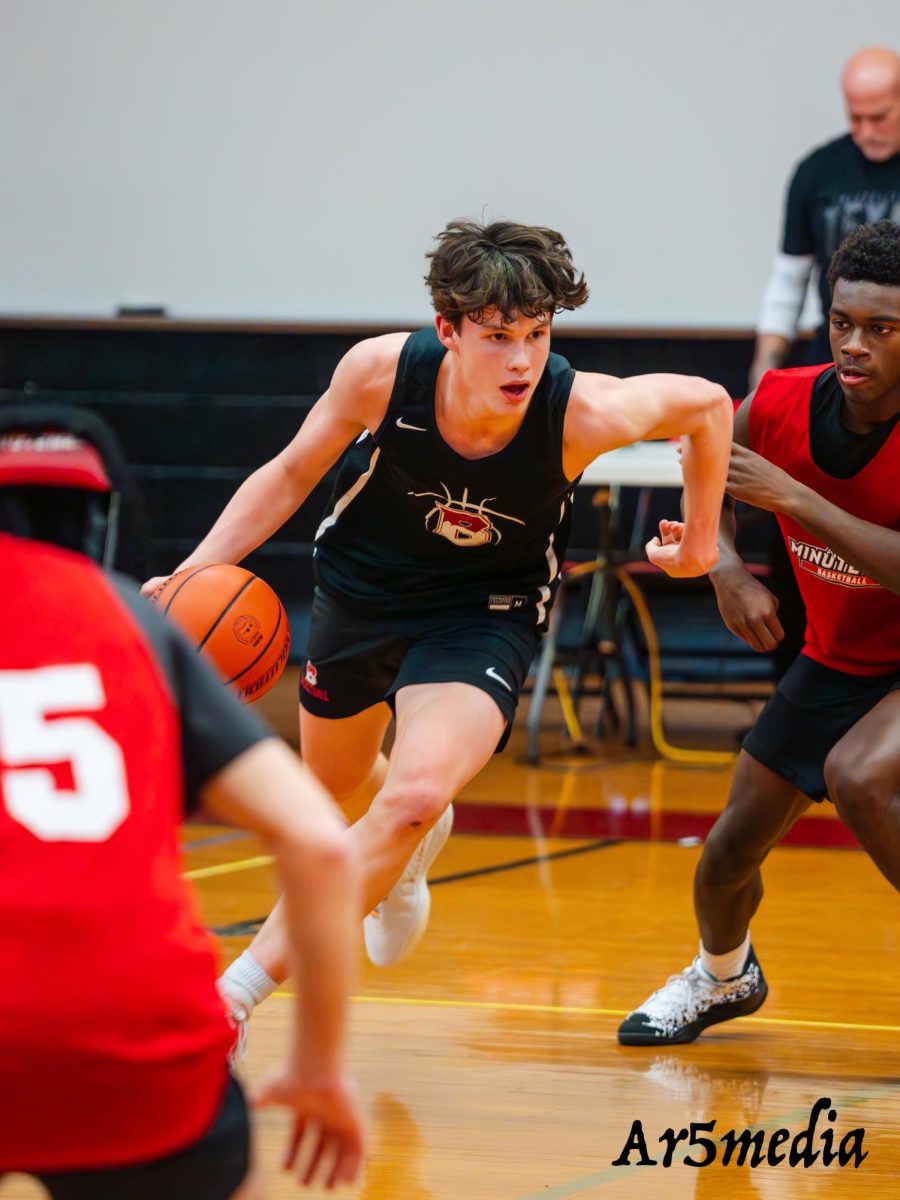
[150, 564, 290, 703]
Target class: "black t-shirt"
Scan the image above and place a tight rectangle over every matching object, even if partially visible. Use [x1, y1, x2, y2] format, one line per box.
[809, 365, 900, 478]
[782, 133, 900, 322]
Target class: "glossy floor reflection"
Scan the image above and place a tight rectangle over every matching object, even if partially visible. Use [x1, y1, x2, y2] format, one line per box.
[205, 725, 897, 1198]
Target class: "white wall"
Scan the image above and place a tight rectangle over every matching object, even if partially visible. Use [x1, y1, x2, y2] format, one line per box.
[0, 0, 895, 327]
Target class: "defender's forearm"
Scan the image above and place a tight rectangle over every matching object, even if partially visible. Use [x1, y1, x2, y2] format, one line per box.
[707, 497, 746, 578]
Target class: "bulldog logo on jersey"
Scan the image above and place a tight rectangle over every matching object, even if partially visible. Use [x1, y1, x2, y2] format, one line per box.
[409, 483, 525, 547]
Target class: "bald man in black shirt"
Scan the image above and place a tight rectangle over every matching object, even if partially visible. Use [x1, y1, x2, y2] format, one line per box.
[750, 47, 900, 388]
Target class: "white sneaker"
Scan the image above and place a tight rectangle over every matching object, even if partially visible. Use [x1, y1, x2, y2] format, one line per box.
[364, 805, 454, 967]
[617, 948, 767, 1045]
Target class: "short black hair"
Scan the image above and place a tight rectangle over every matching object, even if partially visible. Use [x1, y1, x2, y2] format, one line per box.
[827, 220, 900, 291]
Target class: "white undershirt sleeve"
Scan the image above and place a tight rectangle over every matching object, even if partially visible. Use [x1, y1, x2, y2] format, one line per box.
[756, 252, 815, 339]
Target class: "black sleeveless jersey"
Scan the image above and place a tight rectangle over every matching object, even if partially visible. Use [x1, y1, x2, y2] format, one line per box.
[313, 327, 578, 628]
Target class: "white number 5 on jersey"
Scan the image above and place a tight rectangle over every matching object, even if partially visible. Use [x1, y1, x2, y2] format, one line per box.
[0, 665, 130, 841]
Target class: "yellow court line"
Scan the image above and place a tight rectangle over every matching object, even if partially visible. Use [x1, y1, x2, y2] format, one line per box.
[271, 989, 900, 1035]
[184, 854, 274, 880]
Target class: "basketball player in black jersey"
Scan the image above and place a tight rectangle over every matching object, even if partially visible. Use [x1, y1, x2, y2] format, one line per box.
[144, 218, 732, 1020]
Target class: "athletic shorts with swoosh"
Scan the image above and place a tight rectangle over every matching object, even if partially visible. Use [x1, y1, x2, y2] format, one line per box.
[299, 588, 540, 751]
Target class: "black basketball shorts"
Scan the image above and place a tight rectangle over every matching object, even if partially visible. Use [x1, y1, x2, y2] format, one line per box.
[29, 1074, 249, 1200]
[743, 654, 900, 802]
[299, 587, 541, 737]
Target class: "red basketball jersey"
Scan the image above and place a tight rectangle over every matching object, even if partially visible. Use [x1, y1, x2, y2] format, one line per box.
[0, 536, 233, 1170]
[750, 367, 900, 674]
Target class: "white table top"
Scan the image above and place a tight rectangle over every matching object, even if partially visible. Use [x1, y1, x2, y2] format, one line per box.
[580, 439, 683, 488]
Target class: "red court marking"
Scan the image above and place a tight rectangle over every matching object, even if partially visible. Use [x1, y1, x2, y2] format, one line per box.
[452, 802, 859, 850]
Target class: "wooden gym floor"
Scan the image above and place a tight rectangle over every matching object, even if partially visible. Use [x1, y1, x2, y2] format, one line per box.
[3, 671, 898, 1199]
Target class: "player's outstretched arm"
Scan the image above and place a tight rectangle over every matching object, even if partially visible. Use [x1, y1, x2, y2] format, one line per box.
[564, 371, 733, 577]
[203, 739, 365, 1189]
[140, 334, 406, 595]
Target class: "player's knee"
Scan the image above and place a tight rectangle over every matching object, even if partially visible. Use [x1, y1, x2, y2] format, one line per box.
[697, 817, 764, 886]
[378, 776, 451, 833]
[824, 752, 883, 826]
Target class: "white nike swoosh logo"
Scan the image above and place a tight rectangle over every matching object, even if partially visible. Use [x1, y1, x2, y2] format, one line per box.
[396, 417, 428, 431]
[485, 666, 513, 692]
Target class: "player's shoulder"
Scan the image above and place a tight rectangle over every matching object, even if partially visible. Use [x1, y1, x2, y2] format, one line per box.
[337, 331, 410, 382]
[5, 533, 111, 601]
[5, 530, 93, 573]
[328, 331, 408, 406]
[758, 364, 830, 389]
[326, 332, 411, 427]
[745, 365, 828, 434]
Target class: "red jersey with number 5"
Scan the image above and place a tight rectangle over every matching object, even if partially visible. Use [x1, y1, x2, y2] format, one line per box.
[749, 366, 900, 674]
[0, 535, 236, 1171]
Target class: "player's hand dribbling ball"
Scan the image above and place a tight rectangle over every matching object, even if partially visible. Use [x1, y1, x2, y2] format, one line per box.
[149, 564, 290, 702]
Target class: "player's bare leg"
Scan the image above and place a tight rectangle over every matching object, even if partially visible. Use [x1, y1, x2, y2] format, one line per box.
[825, 690, 900, 891]
[694, 752, 810, 952]
[338, 750, 390, 824]
[352, 682, 500, 903]
[617, 753, 809, 1045]
[300, 701, 393, 811]
[359, 681, 505, 964]
[236, 703, 392, 984]
[226, 681, 504, 1001]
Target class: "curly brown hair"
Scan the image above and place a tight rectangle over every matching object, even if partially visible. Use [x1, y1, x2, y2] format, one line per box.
[425, 219, 589, 327]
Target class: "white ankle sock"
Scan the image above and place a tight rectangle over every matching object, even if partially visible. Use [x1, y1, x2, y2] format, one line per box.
[219, 951, 277, 1017]
[699, 932, 750, 982]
